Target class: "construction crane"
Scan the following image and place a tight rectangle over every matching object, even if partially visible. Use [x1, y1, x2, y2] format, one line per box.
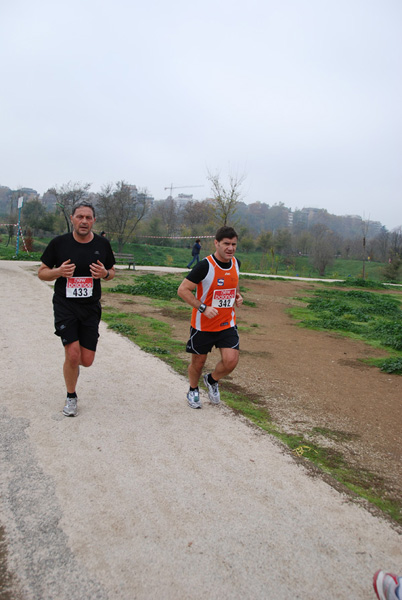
[164, 184, 204, 198]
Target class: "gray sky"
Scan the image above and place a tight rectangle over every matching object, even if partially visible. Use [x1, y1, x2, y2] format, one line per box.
[1, 0, 401, 230]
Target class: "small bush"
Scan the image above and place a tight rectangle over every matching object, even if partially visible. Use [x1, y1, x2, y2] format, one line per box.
[380, 358, 402, 374]
[336, 278, 388, 289]
[112, 274, 179, 300]
[108, 323, 137, 336]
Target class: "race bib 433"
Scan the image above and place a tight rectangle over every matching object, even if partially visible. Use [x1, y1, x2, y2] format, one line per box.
[66, 277, 93, 298]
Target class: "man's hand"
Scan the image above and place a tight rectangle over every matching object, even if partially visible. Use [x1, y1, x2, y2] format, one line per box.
[59, 259, 76, 278]
[204, 306, 218, 319]
[235, 292, 243, 307]
[90, 260, 108, 280]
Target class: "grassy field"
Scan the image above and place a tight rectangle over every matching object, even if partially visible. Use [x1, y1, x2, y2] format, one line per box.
[289, 284, 402, 374]
[0, 237, 397, 282]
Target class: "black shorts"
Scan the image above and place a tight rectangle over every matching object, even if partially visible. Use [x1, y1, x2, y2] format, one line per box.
[53, 295, 102, 351]
[186, 326, 239, 355]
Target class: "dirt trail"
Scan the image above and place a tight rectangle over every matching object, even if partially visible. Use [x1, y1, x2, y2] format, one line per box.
[0, 261, 401, 600]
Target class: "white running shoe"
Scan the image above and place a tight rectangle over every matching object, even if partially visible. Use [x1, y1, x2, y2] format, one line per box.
[187, 389, 201, 409]
[63, 396, 78, 417]
[203, 373, 220, 405]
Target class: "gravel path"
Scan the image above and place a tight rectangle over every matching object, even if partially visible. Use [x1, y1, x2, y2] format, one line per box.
[0, 261, 401, 600]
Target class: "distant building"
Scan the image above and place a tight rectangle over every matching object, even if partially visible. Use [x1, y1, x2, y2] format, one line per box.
[175, 194, 193, 207]
[19, 188, 39, 201]
[127, 185, 154, 205]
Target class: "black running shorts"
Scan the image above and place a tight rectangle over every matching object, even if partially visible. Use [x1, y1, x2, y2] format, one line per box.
[186, 326, 239, 355]
[53, 295, 101, 351]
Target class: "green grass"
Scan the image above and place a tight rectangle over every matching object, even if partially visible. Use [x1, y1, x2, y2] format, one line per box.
[111, 272, 182, 300]
[290, 287, 402, 374]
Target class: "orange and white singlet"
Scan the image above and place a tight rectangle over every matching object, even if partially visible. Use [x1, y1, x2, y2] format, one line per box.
[191, 255, 239, 332]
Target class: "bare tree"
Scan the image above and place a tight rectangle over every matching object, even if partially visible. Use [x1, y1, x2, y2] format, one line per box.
[182, 199, 214, 231]
[361, 218, 370, 279]
[51, 181, 92, 232]
[256, 231, 273, 252]
[389, 227, 402, 256]
[310, 224, 335, 277]
[373, 227, 389, 262]
[273, 229, 292, 256]
[157, 198, 181, 237]
[97, 181, 148, 252]
[207, 170, 245, 226]
[294, 231, 312, 255]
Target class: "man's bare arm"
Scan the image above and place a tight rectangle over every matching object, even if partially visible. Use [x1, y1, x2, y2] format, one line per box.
[38, 259, 76, 281]
[177, 278, 218, 319]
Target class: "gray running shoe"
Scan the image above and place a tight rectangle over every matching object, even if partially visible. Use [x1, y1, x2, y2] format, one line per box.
[187, 389, 201, 409]
[63, 396, 78, 417]
[203, 373, 220, 404]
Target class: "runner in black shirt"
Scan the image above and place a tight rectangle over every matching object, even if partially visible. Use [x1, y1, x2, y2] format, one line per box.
[38, 201, 115, 417]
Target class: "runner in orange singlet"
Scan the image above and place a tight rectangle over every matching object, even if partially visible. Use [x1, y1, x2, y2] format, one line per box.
[177, 226, 243, 409]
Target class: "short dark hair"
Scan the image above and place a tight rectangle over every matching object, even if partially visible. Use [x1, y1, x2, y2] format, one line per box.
[215, 226, 238, 242]
[71, 201, 96, 218]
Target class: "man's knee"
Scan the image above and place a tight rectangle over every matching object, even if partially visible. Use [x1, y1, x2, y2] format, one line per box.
[190, 354, 207, 372]
[222, 350, 239, 372]
[65, 342, 81, 367]
[80, 348, 96, 367]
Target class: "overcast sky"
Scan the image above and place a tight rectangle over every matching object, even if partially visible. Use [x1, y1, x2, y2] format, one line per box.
[1, 0, 401, 229]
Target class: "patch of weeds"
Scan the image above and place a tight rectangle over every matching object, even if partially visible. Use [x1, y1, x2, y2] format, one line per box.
[371, 320, 402, 351]
[333, 278, 393, 290]
[142, 346, 170, 355]
[243, 299, 256, 307]
[149, 320, 170, 333]
[108, 322, 137, 336]
[288, 288, 402, 375]
[111, 273, 181, 300]
[379, 357, 402, 374]
[221, 390, 273, 429]
[251, 323, 259, 328]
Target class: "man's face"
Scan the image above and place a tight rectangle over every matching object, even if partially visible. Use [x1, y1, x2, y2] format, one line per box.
[214, 237, 238, 262]
[70, 206, 95, 238]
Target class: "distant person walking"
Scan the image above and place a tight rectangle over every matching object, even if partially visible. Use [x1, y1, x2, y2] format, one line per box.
[178, 226, 243, 409]
[38, 201, 115, 417]
[186, 238, 201, 269]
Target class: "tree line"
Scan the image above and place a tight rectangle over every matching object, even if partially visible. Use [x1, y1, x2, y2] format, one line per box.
[1, 178, 401, 279]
